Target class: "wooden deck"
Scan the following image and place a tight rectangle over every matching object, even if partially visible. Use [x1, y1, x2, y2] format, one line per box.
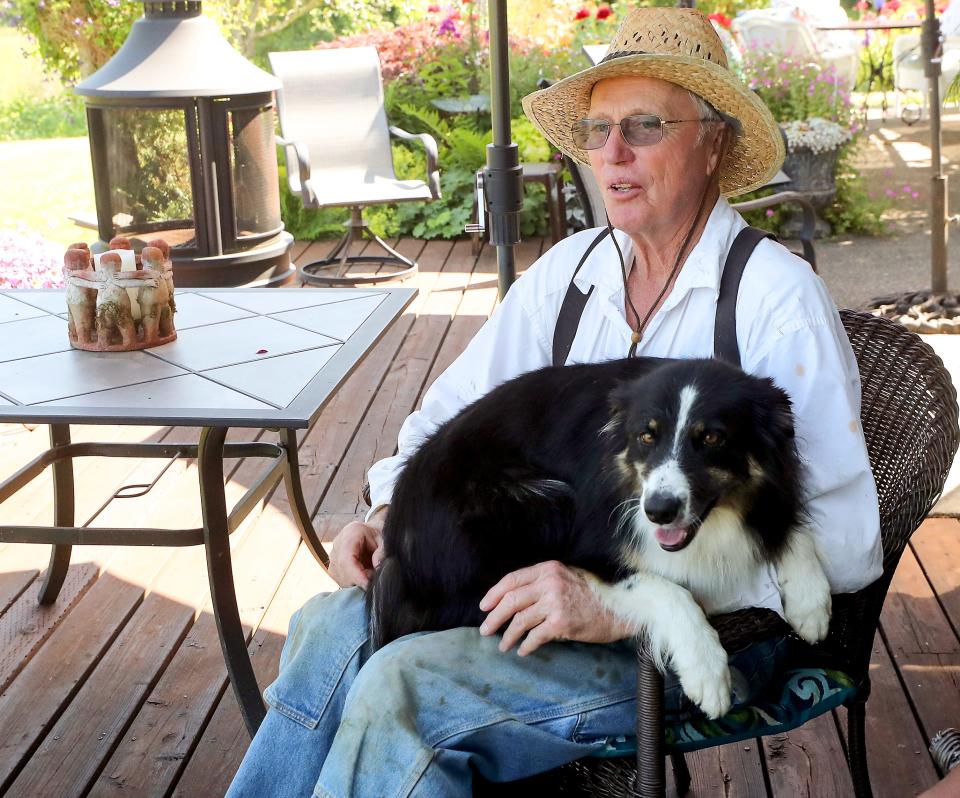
[0, 236, 957, 797]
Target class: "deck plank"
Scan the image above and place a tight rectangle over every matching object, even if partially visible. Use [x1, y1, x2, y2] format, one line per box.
[0, 429, 262, 796]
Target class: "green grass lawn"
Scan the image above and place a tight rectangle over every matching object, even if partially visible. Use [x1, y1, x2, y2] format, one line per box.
[0, 28, 62, 104]
[0, 136, 95, 247]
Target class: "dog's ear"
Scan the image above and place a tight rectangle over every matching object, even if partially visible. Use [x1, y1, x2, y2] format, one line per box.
[753, 382, 796, 455]
[605, 380, 634, 435]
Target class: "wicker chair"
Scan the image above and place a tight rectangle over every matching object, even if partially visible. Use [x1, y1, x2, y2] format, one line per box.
[476, 310, 960, 797]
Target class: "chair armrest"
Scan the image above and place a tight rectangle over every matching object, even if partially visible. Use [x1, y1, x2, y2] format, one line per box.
[389, 125, 442, 200]
[634, 607, 789, 796]
[275, 134, 315, 206]
[731, 190, 818, 272]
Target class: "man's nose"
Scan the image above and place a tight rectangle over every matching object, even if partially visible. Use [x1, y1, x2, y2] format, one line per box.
[644, 492, 683, 525]
[601, 125, 634, 163]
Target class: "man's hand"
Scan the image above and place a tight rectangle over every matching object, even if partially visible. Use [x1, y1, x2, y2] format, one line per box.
[328, 514, 386, 589]
[478, 561, 634, 656]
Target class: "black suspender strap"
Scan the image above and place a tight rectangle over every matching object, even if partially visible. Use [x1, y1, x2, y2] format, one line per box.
[552, 228, 610, 367]
[713, 226, 774, 367]
[551, 225, 773, 368]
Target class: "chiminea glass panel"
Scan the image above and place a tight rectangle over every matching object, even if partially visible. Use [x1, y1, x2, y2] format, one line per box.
[228, 105, 282, 239]
[98, 106, 199, 249]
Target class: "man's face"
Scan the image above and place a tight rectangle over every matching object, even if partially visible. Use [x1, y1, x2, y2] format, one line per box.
[586, 76, 722, 239]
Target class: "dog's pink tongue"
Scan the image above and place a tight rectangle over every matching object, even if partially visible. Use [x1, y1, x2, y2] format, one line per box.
[655, 527, 687, 547]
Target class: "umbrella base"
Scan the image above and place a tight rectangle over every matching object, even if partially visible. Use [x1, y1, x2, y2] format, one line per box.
[863, 290, 960, 333]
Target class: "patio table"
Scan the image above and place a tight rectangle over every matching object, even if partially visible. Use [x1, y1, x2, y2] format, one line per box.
[0, 286, 415, 736]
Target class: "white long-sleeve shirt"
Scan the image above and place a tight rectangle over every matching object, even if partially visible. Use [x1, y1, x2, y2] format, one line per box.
[367, 197, 883, 615]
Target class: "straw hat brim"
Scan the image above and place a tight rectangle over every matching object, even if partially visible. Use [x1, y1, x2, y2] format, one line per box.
[522, 53, 785, 198]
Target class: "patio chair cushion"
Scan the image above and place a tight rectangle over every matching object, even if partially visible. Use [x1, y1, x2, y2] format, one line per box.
[588, 667, 858, 759]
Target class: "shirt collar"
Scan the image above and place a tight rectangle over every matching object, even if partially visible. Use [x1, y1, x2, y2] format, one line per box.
[573, 197, 747, 304]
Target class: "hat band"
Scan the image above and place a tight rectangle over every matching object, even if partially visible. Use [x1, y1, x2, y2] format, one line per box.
[600, 50, 646, 63]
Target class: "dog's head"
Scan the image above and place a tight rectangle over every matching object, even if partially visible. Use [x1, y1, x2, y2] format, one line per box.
[605, 358, 796, 553]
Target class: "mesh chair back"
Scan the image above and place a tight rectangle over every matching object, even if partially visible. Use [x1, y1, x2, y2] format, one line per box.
[268, 47, 396, 184]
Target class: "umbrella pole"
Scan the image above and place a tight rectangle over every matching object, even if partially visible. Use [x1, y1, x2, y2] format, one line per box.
[485, 0, 522, 298]
[924, 0, 948, 293]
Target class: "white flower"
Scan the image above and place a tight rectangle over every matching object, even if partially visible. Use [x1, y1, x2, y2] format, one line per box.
[781, 118, 852, 155]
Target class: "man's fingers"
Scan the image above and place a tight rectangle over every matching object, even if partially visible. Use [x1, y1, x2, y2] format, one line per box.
[479, 563, 548, 611]
[479, 583, 539, 636]
[498, 605, 548, 651]
[517, 622, 557, 657]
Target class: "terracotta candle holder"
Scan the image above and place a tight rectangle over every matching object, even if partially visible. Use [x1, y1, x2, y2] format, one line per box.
[64, 237, 177, 352]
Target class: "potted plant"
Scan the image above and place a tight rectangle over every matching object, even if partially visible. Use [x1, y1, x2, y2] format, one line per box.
[779, 117, 853, 208]
[739, 52, 861, 235]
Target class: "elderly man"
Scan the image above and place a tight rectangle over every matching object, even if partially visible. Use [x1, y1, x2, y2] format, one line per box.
[227, 8, 881, 797]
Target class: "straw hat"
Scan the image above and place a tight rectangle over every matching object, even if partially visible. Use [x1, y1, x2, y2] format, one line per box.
[521, 7, 784, 198]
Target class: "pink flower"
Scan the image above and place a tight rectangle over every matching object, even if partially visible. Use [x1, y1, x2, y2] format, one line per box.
[427, 4, 440, 12]
[765, 209, 775, 217]
[912, 191, 920, 199]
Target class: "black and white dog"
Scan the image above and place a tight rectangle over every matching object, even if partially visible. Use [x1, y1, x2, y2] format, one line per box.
[367, 357, 831, 718]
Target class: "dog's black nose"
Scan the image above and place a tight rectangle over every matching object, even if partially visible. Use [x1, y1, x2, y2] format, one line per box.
[644, 493, 682, 525]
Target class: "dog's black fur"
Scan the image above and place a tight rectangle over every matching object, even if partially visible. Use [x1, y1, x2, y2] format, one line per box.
[367, 356, 802, 650]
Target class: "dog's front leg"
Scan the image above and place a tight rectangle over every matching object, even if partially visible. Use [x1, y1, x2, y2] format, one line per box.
[775, 526, 832, 644]
[579, 570, 732, 719]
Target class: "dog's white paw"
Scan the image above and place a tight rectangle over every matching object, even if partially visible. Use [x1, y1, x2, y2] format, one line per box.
[784, 588, 832, 644]
[673, 634, 732, 719]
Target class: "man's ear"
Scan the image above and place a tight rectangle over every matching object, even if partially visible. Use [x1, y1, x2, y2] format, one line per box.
[706, 125, 729, 177]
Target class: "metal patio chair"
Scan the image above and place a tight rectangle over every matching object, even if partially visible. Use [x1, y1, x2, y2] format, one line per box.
[484, 309, 959, 798]
[269, 47, 441, 286]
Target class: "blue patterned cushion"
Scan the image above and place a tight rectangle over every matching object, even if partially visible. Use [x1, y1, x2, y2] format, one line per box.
[590, 668, 858, 758]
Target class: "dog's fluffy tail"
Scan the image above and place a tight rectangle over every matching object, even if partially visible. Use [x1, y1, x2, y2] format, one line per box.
[367, 556, 436, 651]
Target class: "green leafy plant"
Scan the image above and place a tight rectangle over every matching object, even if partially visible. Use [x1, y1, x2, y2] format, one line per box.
[0, 92, 86, 141]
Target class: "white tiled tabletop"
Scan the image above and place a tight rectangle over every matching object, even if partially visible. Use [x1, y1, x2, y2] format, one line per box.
[0, 287, 416, 428]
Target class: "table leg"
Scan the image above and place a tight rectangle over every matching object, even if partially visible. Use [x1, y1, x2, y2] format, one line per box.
[38, 424, 74, 606]
[198, 425, 265, 737]
[280, 428, 330, 568]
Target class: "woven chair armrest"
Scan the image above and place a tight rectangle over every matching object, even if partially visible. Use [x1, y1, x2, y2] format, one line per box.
[275, 135, 314, 205]
[389, 126, 442, 199]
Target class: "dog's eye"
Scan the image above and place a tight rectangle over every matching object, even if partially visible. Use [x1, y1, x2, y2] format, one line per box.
[703, 431, 723, 446]
[638, 431, 656, 445]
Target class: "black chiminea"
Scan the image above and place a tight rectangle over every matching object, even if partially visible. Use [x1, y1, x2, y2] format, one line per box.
[75, 0, 293, 287]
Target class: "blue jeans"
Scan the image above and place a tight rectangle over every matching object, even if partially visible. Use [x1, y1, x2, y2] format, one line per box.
[227, 587, 787, 798]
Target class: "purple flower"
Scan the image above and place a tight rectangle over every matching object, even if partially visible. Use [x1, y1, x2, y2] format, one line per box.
[885, 188, 897, 198]
[438, 17, 457, 36]
[765, 209, 775, 217]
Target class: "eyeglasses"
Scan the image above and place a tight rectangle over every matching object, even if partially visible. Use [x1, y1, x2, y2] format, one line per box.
[571, 114, 722, 150]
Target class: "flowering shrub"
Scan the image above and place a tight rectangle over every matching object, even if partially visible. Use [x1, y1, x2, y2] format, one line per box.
[0, 227, 64, 289]
[570, 4, 619, 50]
[736, 49, 886, 235]
[741, 52, 856, 126]
[315, 20, 460, 80]
[780, 117, 852, 154]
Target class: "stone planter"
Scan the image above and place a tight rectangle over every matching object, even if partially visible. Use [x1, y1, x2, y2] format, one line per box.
[780, 144, 842, 237]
